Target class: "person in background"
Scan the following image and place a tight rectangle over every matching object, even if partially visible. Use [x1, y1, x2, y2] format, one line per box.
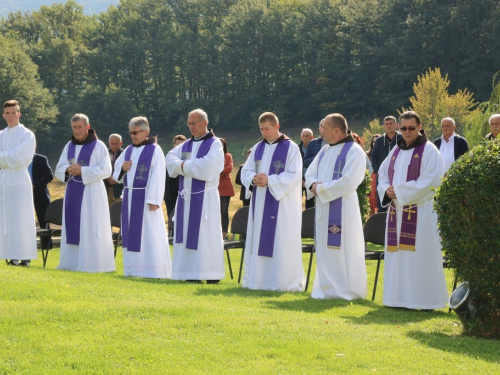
[352, 132, 372, 173]
[30, 151, 54, 249]
[235, 148, 252, 207]
[104, 133, 124, 206]
[366, 134, 381, 217]
[218, 138, 235, 240]
[299, 128, 314, 209]
[164, 134, 187, 216]
[433, 117, 468, 175]
[485, 114, 500, 140]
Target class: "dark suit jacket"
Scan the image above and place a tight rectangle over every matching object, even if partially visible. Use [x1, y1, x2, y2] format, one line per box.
[32, 154, 53, 226]
[303, 137, 324, 168]
[433, 134, 469, 161]
[105, 147, 124, 198]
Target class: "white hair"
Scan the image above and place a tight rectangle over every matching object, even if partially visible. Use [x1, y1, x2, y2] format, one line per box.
[109, 133, 122, 142]
[71, 113, 89, 126]
[188, 108, 208, 123]
[128, 116, 150, 131]
[301, 128, 313, 136]
[441, 117, 455, 126]
[489, 114, 500, 124]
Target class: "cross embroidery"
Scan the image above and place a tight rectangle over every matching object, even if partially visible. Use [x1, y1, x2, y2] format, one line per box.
[273, 160, 284, 174]
[332, 161, 343, 180]
[389, 208, 396, 222]
[329, 225, 341, 234]
[404, 206, 416, 220]
[136, 164, 148, 180]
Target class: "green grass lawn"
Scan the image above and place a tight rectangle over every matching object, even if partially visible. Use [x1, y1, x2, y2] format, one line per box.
[1, 246, 499, 374]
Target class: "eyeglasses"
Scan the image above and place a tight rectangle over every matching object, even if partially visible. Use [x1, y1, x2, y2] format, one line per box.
[187, 120, 203, 127]
[399, 126, 418, 132]
[129, 130, 144, 136]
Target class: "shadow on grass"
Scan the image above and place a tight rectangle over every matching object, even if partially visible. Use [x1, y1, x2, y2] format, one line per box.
[264, 297, 364, 313]
[341, 306, 451, 326]
[406, 330, 500, 364]
[193, 286, 290, 299]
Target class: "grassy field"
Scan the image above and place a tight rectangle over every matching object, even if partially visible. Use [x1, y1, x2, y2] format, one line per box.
[2, 247, 499, 374]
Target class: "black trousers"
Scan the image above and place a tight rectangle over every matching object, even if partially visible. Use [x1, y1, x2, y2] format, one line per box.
[220, 196, 231, 232]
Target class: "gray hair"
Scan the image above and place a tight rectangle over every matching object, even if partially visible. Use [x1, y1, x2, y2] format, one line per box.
[188, 108, 208, 123]
[71, 113, 89, 126]
[109, 133, 122, 142]
[301, 128, 313, 136]
[489, 114, 500, 124]
[128, 116, 150, 131]
[441, 117, 455, 126]
[318, 119, 325, 128]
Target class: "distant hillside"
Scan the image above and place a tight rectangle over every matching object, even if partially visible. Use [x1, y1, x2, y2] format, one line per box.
[0, 0, 118, 17]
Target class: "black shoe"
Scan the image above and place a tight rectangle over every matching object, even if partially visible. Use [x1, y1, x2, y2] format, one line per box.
[206, 280, 220, 284]
[20, 261, 30, 267]
[7, 260, 19, 266]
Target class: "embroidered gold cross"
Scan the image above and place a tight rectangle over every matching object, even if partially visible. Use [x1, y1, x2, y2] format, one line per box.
[332, 161, 343, 180]
[404, 206, 416, 220]
[389, 209, 396, 222]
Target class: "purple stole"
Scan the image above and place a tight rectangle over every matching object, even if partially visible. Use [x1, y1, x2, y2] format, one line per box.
[175, 137, 216, 250]
[121, 144, 155, 252]
[251, 139, 290, 257]
[387, 143, 426, 252]
[65, 140, 97, 245]
[317, 142, 354, 249]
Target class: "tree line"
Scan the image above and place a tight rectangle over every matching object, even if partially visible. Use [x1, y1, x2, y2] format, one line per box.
[1, 0, 499, 159]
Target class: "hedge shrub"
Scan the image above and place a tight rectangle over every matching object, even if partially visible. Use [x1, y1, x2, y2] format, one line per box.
[434, 139, 500, 339]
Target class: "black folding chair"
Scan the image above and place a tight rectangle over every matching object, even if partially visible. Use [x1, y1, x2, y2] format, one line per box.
[301, 208, 316, 291]
[363, 212, 387, 300]
[37, 198, 64, 267]
[109, 201, 122, 258]
[223, 206, 249, 282]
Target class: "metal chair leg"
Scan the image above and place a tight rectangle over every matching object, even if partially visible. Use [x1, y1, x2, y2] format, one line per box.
[238, 246, 245, 283]
[226, 249, 233, 279]
[372, 256, 382, 301]
[305, 247, 314, 291]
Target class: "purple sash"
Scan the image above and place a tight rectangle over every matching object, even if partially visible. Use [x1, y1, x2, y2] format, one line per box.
[176, 137, 216, 250]
[121, 144, 155, 252]
[387, 143, 425, 252]
[251, 139, 290, 257]
[318, 142, 354, 249]
[65, 140, 97, 245]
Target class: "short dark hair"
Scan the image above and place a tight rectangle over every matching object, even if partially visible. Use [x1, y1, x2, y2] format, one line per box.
[173, 134, 187, 144]
[399, 111, 421, 125]
[325, 113, 348, 134]
[220, 138, 228, 154]
[384, 116, 397, 123]
[3, 100, 20, 112]
[259, 112, 279, 126]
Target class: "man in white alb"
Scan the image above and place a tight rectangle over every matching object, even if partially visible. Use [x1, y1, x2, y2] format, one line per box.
[55, 114, 115, 272]
[241, 112, 305, 292]
[305, 113, 367, 300]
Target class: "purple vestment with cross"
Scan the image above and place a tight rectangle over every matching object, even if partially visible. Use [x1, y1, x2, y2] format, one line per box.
[251, 139, 290, 257]
[317, 142, 354, 248]
[386, 142, 425, 252]
[121, 143, 155, 252]
[175, 137, 216, 250]
[65, 140, 97, 245]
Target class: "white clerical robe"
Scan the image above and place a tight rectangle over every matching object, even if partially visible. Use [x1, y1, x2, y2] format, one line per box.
[166, 135, 225, 280]
[241, 139, 305, 292]
[377, 140, 448, 309]
[114, 143, 172, 279]
[0, 124, 37, 260]
[55, 139, 115, 272]
[305, 141, 367, 300]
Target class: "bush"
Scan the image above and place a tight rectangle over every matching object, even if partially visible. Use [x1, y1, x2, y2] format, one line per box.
[357, 169, 371, 224]
[434, 140, 500, 339]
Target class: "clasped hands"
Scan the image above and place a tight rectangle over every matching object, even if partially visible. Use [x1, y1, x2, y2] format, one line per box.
[386, 185, 397, 200]
[66, 164, 82, 176]
[252, 173, 268, 187]
[311, 182, 322, 196]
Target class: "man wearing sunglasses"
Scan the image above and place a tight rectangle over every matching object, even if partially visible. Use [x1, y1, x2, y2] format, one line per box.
[377, 111, 448, 311]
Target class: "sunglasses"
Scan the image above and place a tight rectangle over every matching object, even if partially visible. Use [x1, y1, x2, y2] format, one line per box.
[399, 126, 418, 132]
[129, 130, 144, 136]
